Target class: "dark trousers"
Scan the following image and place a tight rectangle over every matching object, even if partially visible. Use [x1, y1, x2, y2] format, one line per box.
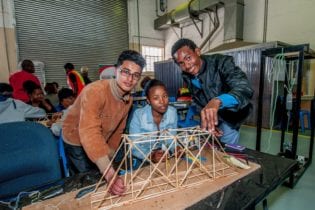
[63, 142, 97, 174]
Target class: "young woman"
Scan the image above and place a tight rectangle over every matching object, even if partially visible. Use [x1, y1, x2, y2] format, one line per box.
[129, 79, 178, 164]
[23, 80, 57, 115]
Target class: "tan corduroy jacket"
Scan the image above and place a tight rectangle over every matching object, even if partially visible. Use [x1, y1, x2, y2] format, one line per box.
[62, 79, 133, 172]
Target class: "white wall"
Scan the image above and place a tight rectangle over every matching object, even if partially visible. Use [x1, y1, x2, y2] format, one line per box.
[128, 0, 165, 49]
[244, 0, 315, 49]
[129, 0, 315, 59]
[0, 0, 17, 82]
[243, 0, 265, 43]
[267, 0, 315, 48]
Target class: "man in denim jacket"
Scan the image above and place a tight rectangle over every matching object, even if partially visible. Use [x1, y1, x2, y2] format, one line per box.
[129, 79, 178, 165]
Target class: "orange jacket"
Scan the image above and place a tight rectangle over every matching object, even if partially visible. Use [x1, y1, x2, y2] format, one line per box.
[67, 70, 85, 96]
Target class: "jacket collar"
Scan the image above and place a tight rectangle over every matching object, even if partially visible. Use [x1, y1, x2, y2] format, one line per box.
[198, 55, 207, 76]
[109, 79, 130, 102]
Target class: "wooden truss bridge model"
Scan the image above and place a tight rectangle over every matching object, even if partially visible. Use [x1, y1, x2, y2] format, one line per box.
[91, 127, 248, 209]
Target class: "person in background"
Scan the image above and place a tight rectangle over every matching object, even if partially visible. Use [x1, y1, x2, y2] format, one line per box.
[62, 50, 146, 195]
[64, 63, 85, 97]
[129, 79, 178, 164]
[0, 83, 46, 124]
[99, 65, 116, 80]
[23, 80, 57, 115]
[51, 88, 75, 137]
[9, 59, 41, 103]
[171, 38, 253, 145]
[44, 82, 59, 107]
[52, 81, 59, 92]
[81, 66, 92, 85]
[55, 88, 75, 112]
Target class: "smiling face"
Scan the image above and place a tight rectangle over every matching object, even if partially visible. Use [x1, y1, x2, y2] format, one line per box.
[173, 46, 202, 76]
[115, 60, 142, 94]
[147, 85, 169, 115]
[30, 88, 44, 103]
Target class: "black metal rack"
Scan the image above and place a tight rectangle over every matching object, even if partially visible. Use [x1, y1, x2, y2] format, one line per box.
[256, 44, 315, 187]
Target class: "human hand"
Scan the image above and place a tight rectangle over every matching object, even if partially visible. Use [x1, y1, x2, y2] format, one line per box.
[211, 127, 223, 137]
[200, 98, 221, 132]
[41, 99, 53, 111]
[151, 150, 166, 163]
[104, 167, 125, 195]
[46, 112, 62, 127]
[175, 146, 185, 158]
[51, 112, 62, 123]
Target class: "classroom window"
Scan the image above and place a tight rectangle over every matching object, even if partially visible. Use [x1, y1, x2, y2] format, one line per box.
[142, 46, 164, 72]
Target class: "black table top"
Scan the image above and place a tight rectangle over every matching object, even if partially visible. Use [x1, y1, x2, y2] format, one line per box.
[187, 149, 298, 210]
[10, 149, 298, 210]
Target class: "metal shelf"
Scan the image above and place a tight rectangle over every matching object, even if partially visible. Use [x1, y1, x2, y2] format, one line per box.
[256, 44, 315, 187]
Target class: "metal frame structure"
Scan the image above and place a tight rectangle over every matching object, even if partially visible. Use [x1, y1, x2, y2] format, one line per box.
[256, 44, 315, 187]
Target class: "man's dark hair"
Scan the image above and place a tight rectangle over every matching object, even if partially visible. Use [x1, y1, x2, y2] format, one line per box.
[0, 83, 13, 96]
[144, 79, 167, 97]
[140, 76, 152, 89]
[52, 82, 59, 89]
[64, 63, 74, 70]
[44, 83, 57, 94]
[21, 60, 34, 71]
[58, 88, 74, 101]
[23, 80, 41, 95]
[171, 38, 198, 61]
[116, 50, 146, 70]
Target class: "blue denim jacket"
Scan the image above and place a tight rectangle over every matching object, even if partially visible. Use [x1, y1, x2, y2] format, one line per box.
[128, 104, 178, 160]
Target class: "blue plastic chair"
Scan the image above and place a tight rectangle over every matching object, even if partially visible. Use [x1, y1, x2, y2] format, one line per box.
[58, 134, 70, 178]
[289, 109, 311, 133]
[300, 109, 311, 133]
[178, 105, 200, 128]
[0, 121, 62, 199]
[169, 96, 176, 102]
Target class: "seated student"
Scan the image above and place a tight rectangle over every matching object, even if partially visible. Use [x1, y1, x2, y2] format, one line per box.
[52, 81, 59, 92]
[0, 83, 46, 124]
[51, 88, 75, 136]
[129, 79, 178, 164]
[55, 88, 75, 112]
[44, 82, 59, 107]
[23, 80, 57, 115]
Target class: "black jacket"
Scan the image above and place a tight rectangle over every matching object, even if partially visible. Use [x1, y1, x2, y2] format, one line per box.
[182, 54, 254, 128]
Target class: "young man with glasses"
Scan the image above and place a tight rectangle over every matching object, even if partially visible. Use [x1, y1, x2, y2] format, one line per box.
[62, 50, 146, 195]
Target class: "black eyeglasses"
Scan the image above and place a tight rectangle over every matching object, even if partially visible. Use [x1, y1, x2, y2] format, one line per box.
[119, 67, 141, 81]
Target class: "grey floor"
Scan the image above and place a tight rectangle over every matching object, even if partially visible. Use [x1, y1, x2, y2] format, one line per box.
[239, 126, 315, 210]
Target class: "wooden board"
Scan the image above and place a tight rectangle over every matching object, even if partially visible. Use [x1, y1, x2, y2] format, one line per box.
[24, 162, 260, 210]
[24, 128, 260, 209]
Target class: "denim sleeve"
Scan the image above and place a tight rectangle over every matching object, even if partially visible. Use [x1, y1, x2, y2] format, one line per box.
[165, 108, 178, 153]
[129, 111, 151, 160]
[217, 94, 238, 109]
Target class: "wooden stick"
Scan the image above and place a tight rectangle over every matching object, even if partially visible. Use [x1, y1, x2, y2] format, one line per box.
[91, 127, 241, 209]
